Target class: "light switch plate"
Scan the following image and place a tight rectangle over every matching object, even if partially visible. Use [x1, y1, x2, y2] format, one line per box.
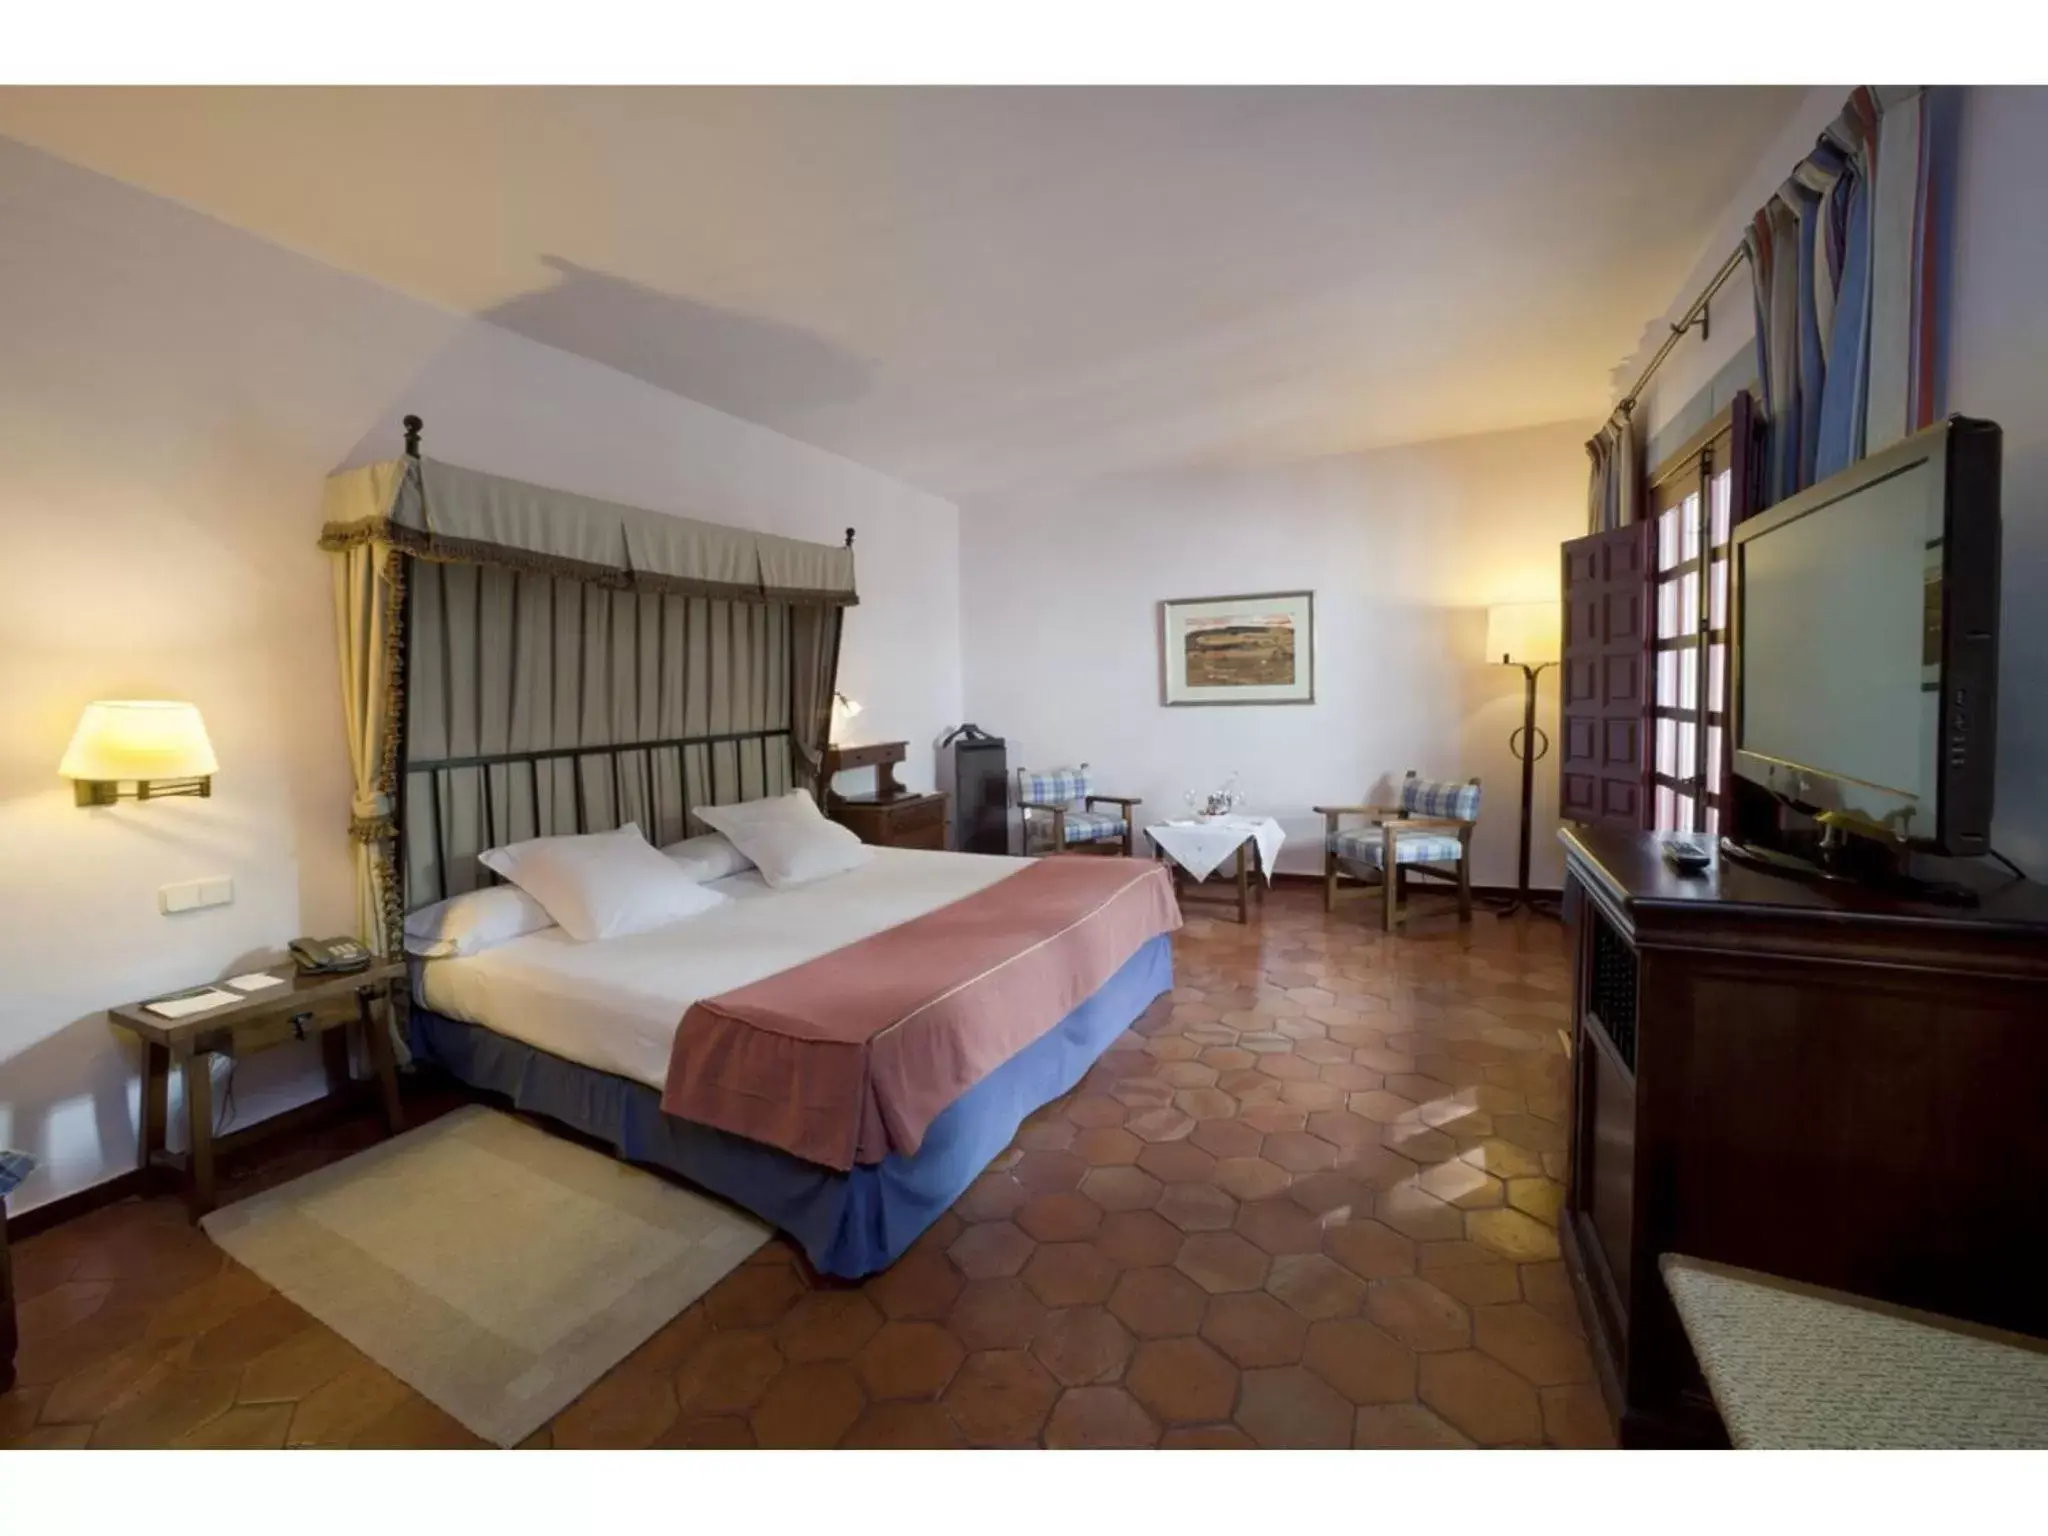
[159, 877, 234, 915]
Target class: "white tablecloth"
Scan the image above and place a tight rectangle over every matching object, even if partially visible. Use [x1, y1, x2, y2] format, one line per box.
[1146, 816, 1285, 883]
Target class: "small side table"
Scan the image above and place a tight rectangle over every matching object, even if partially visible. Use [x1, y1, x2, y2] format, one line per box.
[108, 959, 407, 1219]
[1147, 817, 1285, 925]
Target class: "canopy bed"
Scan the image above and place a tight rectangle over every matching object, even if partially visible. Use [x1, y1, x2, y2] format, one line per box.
[319, 418, 1179, 1277]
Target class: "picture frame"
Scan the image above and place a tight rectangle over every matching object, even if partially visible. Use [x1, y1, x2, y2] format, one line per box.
[1159, 590, 1316, 707]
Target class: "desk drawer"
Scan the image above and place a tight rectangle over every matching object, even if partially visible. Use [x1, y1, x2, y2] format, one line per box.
[195, 990, 372, 1057]
[886, 797, 947, 840]
[892, 818, 948, 851]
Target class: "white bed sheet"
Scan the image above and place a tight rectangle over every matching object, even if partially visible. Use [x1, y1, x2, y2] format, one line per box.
[417, 846, 1026, 1091]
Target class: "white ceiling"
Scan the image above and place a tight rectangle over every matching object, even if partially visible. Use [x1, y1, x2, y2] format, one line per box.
[0, 87, 1804, 502]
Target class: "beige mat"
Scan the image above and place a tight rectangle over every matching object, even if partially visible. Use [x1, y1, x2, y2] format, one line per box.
[202, 1104, 769, 1447]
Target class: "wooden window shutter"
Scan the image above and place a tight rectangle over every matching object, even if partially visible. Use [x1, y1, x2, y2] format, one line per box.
[1559, 521, 1654, 828]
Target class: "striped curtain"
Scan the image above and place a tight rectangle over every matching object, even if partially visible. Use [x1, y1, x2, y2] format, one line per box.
[403, 563, 798, 906]
[1745, 86, 1960, 507]
[1584, 408, 1642, 534]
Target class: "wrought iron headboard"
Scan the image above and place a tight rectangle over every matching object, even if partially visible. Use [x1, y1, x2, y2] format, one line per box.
[380, 415, 841, 921]
[403, 727, 795, 909]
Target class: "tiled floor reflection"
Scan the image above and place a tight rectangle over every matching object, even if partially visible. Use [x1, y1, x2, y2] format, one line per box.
[1, 887, 1611, 1449]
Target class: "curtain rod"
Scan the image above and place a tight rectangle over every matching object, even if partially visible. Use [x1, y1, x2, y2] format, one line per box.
[1614, 244, 1750, 419]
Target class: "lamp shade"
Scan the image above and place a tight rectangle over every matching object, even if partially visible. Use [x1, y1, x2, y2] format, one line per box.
[829, 693, 863, 743]
[1485, 602, 1562, 667]
[59, 701, 218, 782]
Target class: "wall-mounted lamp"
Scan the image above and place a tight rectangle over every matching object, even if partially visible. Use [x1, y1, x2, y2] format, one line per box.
[59, 701, 218, 807]
[829, 692, 864, 743]
[1485, 603, 1563, 920]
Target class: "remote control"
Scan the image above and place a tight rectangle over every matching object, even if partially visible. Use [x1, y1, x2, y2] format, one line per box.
[1660, 833, 1714, 872]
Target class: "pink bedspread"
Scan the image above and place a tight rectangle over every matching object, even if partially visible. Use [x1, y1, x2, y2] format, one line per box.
[660, 856, 1181, 1170]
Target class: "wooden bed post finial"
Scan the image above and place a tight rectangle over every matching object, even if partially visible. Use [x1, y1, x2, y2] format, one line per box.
[844, 527, 856, 550]
[403, 414, 424, 458]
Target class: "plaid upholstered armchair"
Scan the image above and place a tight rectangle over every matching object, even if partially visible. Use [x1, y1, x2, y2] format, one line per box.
[1317, 771, 1481, 932]
[1016, 765, 1141, 856]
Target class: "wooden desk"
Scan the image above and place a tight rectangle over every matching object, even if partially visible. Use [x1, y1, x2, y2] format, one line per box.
[109, 960, 407, 1219]
[1557, 825, 2048, 1446]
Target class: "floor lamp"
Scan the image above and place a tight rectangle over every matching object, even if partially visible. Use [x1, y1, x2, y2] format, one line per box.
[1487, 602, 1562, 919]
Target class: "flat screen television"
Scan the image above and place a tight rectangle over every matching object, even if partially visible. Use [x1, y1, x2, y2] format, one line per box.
[1731, 416, 2001, 859]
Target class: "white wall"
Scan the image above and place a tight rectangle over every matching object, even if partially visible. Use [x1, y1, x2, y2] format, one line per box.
[0, 137, 962, 1216]
[1612, 86, 2048, 870]
[959, 421, 1595, 888]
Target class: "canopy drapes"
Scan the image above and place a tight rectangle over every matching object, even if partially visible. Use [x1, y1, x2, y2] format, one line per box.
[320, 452, 855, 942]
[402, 563, 801, 906]
[325, 460, 410, 955]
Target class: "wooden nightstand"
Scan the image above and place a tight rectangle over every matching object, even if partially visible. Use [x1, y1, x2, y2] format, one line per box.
[108, 959, 407, 1219]
[824, 739, 951, 850]
[830, 789, 951, 850]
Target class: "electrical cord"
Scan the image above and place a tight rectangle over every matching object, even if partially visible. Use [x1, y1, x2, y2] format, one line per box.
[216, 1056, 239, 1135]
[1988, 848, 2031, 883]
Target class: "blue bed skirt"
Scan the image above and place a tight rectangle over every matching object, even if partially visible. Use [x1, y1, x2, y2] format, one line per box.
[407, 932, 1172, 1278]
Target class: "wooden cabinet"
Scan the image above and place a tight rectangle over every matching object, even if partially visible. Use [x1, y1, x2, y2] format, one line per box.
[830, 790, 950, 851]
[823, 739, 949, 850]
[1559, 825, 2048, 1447]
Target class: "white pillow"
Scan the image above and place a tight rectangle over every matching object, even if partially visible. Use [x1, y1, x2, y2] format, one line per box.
[403, 884, 556, 959]
[693, 791, 872, 888]
[477, 823, 729, 942]
[659, 832, 755, 883]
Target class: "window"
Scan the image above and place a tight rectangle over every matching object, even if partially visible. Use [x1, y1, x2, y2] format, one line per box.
[1647, 411, 1743, 834]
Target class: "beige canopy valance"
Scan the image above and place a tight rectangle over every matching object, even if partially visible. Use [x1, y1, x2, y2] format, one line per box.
[318, 456, 859, 607]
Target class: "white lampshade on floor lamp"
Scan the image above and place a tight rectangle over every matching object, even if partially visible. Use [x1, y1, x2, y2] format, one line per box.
[1486, 603, 1561, 919]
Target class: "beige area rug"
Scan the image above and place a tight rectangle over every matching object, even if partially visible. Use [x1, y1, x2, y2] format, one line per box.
[202, 1105, 770, 1447]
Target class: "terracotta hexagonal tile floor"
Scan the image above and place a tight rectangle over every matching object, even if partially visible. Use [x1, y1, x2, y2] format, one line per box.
[1126, 1337, 1239, 1425]
[1200, 1291, 1307, 1369]
[1029, 1307, 1132, 1388]
[1043, 1385, 1161, 1448]
[2, 890, 1602, 1449]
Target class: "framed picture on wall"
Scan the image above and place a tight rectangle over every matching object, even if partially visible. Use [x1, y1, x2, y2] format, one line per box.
[1159, 590, 1316, 706]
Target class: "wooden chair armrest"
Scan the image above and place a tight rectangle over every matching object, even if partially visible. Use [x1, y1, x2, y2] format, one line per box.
[1315, 803, 1402, 820]
[1085, 794, 1142, 809]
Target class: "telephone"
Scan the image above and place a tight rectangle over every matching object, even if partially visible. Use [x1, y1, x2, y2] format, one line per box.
[288, 936, 372, 975]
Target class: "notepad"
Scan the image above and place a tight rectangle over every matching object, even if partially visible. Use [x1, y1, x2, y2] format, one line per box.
[144, 988, 239, 1020]
[225, 972, 285, 993]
